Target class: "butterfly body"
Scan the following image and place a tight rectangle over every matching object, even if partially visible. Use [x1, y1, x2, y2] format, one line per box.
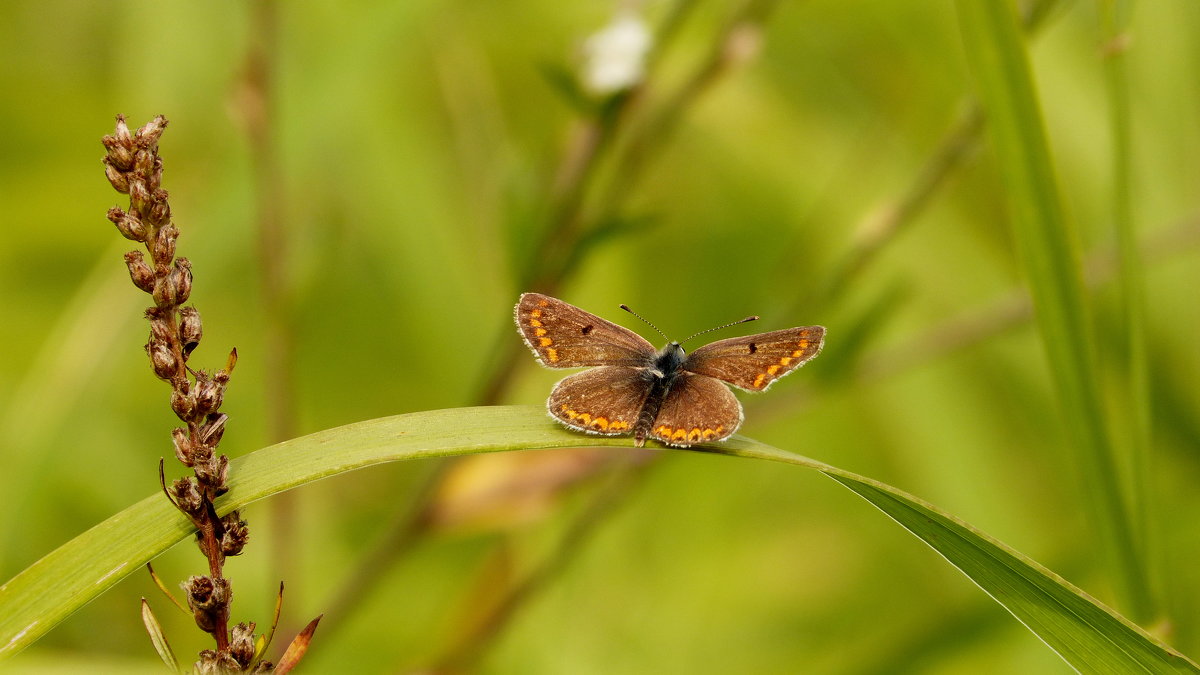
[515, 293, 824, 448]
[632, 341, 687, 445]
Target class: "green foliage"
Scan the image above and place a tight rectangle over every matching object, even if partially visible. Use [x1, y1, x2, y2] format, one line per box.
[957, 0, 1151, 620]
[1, 1, 1198, 672]
[2, 408, 1195, 672]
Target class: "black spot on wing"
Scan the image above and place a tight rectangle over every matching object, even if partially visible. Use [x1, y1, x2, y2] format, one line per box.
[581, 325, 594, 335]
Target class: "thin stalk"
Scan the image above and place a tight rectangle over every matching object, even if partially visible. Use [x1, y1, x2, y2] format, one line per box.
[957, 0, 1152, 619]
[1099, 0, 1158, 621]
[242, 0, 303, 609]
[795, 0, 1062, 316]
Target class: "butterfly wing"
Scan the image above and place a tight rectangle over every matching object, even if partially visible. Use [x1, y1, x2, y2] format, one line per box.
[648, 373, 742, 446]
[548, 366, 652, 436]
[684, 326, 825, 392]
[516, 293, 657, 368]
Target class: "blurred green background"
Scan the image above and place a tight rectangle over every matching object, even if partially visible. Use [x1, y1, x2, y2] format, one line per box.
[2, 0, 1198, 672]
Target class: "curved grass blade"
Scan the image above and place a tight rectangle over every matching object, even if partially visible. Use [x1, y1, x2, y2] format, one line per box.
[719, 438, 1195, 674]
[0, 406, 1193, 672]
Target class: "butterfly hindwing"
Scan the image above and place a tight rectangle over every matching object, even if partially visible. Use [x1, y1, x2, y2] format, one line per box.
[548, 366, 653, 436]
[684, 326, 825, 392]
[516, 293, 657, 368]
[649, 373, 743, 446]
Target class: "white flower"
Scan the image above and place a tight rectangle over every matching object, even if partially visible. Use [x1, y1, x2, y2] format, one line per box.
[581, 10, 652, 96]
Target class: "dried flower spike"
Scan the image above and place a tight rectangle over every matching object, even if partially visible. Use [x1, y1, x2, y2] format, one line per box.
[102, 115, 284, 670]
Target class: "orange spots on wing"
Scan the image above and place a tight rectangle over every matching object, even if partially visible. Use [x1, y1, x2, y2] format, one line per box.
[538, 337, 553, 347]
[766, 365, 780, 375]
[791, 339, 810, 358]
[530, 309, 543, 318]
[535, 328, 547, 336]
[561, 407, 626, 433]
[537, 299, 549, 307]
[654, 424, 723, 443]
[546, 348, 559, 362]
[753, 373, 766, 388]
[779, 356, 792, 366]
[529, 319, 543, 327]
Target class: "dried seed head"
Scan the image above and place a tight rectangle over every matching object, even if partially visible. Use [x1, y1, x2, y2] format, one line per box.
[107, 206, 147, 242]
[136, 115, 168, 147]
[148, 316, 173, 344]
[128, 179, 151, 217]
[193, 454, 229, 492]
[189, 441, 214, 466]
[170, 258, 192, 304]
[133, 148, 155, 177]
[220, 512, 249, 557]
[172, 427, 193, 466]
[152, 224, 179, 265]
[195, 650, 241, 675]
[148, 338, 178, 381]
[169, 477, 205, 516]
[113, 114, 133, 144]
[146, 189, 170, 226]
[103, 160, 130, 193]
[179, 305, 202, 356]
[194, 373, 225, 416]
[198, 412, 227, 447]
[229, 622, 258, 667]
[152, 273, 178, 308]
[123, 250, 155, 293]
[171, 388, 196, 419]
[101, 132, 134, 170]
[183, 575, 230, 635]
[183, 575, 225, 609]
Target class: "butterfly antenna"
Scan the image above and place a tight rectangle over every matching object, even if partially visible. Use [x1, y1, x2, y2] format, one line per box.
[679, 315, 759, 346]
[619, 304, 670, 342]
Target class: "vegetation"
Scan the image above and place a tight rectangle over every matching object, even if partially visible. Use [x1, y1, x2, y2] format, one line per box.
[0, 1, 1197, 672]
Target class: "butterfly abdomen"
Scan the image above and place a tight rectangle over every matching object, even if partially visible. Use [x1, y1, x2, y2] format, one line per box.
[633, 373, 673, 446]
[633, 343, 687, 446]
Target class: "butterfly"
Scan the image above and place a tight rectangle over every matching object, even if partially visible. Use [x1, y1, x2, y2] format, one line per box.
[514, 293, 825, 447]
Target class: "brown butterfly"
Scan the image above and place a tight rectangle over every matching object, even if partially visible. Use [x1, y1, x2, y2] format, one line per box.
[514, 293, 825, 447]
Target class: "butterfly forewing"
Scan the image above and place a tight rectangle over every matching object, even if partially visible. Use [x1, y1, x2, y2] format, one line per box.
[684, 326, 825, 392]
[648, 373, 742, 446]
[548, 366, 652, 436]
[516, 293, 657, 368]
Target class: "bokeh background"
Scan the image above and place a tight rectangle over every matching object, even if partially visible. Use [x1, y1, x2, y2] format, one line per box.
[2, 0, 1198, 672]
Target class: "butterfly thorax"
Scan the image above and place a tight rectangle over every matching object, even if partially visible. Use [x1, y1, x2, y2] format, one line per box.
[650, 342, 687, 379]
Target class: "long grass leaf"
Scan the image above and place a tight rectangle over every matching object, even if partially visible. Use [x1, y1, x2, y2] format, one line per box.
[0, 407, 1192, 671]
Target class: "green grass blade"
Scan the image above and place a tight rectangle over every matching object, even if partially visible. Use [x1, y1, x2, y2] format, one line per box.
[0, 407, 1193, 672]
[955, 1, 1152, 619]
[1100, 0, 1157, 613]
